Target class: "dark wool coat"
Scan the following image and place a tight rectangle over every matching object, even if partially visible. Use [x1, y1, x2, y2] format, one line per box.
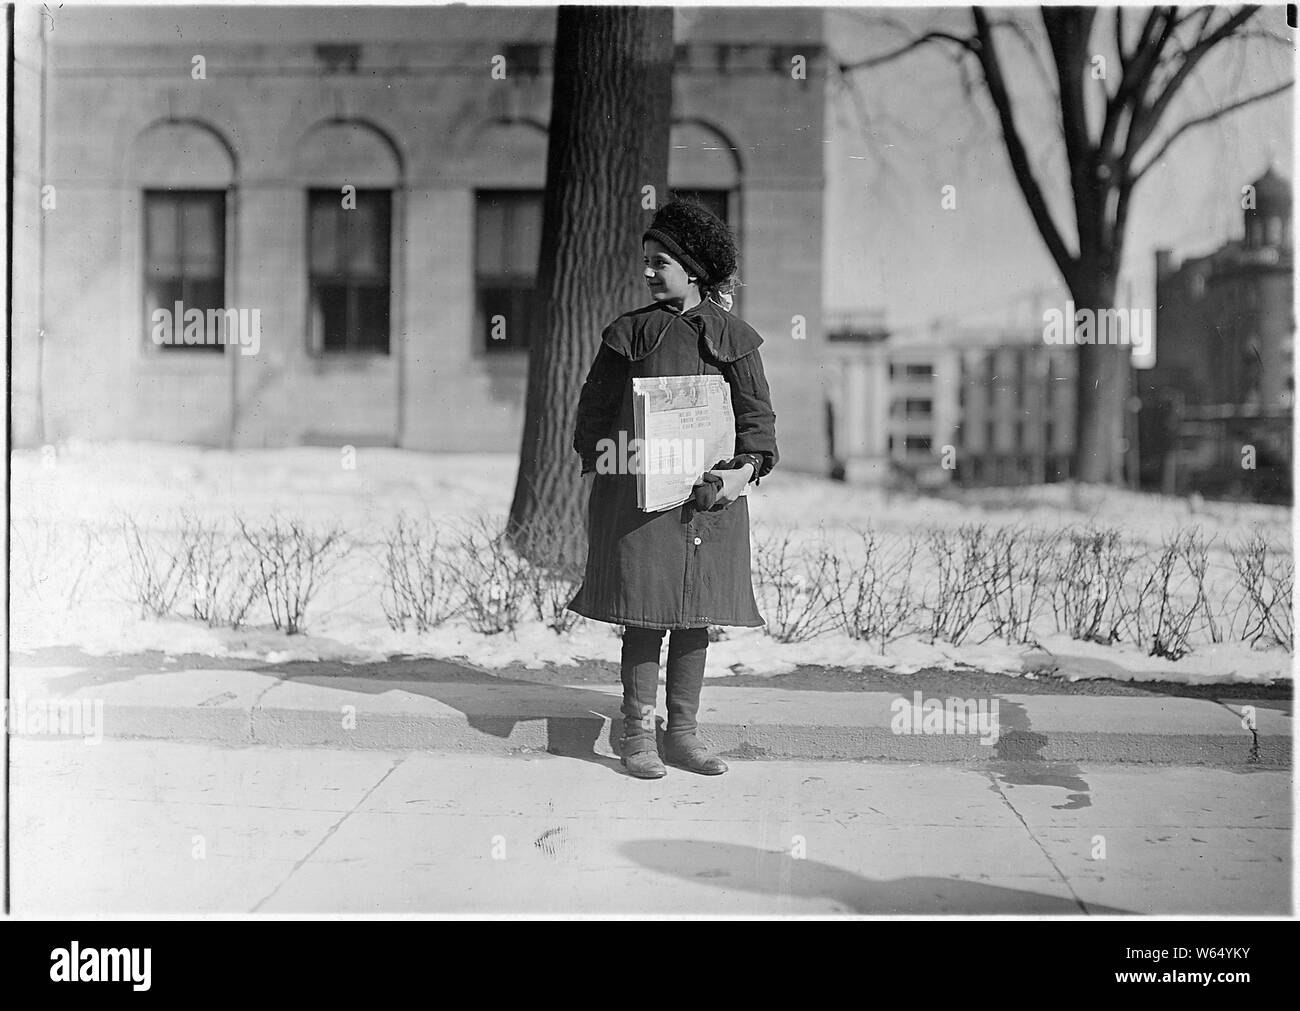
[566, 295, 779, 630]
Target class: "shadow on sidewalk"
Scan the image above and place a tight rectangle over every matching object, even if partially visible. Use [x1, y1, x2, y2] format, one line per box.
[21, 648, 641, 774]
[257, 656, 628, 773]
[619, 839, 1133, 915]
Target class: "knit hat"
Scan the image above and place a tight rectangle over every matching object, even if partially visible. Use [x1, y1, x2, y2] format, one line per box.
[642, 198, 738, 288]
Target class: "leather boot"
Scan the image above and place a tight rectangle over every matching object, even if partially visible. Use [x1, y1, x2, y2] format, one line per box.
[620, 627, 666, 779]
[663, 627, 728, 776]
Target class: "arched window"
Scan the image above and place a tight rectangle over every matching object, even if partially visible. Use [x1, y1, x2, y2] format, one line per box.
[464, 120, 548, 354]
[669, 120, 744, 309]
[669, 120, 742, 224]
[295, 121, 402, 354]
[127, 121, 236, 354]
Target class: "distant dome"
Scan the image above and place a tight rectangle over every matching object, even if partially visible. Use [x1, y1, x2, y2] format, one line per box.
[1250, 166, 1291, 212]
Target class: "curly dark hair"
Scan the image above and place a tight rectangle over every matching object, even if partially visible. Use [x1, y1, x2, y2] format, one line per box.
[644, 197, 740, 300]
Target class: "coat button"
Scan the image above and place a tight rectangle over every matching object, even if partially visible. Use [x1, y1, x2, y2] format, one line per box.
[693, 537, 702, 545]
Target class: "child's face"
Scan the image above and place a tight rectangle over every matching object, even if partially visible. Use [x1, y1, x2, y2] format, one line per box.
[643, 239, 698, 304]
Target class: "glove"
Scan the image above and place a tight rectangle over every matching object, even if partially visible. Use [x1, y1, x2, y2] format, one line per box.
[692, 471, 725, 511]
[692, 457, 756, 511]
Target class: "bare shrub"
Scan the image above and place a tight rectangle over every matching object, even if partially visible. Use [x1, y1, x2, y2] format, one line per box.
[238, 514, 350, 635]
[12, 518, 104, 610]
[1050, 527, 1136, 645]
[980, 527, 1060, 645]
[376, 513, 461, 633]
[753, 527, 839, 643]
[1229, 532, 1294, 648]
[121, 515, 190, 618]
[1138, 530, 1206, 661]
[921, 524, 996, 645]
[1116, 551, 1158, 650]
[1176, 528, 1220, 644]
[448, 516, 530, 635]
[184, 514, 260, 628]
[517, 511, 585, 635]
[827, 526, 918, 653]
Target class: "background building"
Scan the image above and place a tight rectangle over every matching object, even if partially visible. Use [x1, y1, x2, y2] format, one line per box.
[1140, 167, 1293, 501]
[11, 5, 827, 472]
[826, 315, 1075, 488]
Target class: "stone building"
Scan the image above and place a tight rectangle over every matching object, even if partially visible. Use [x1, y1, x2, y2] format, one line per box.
[826, 317, 1076, 488]
[1140, 167, 1293, 500]
[11, 5, 827, 473]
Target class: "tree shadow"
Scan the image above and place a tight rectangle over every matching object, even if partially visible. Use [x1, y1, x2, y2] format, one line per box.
[22, 649, 630, 773]
[619, 839, 1134, 915]
[257, 656, 628, 773]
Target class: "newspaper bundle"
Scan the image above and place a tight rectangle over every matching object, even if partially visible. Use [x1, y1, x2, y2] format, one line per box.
[631, 373, 739, 512]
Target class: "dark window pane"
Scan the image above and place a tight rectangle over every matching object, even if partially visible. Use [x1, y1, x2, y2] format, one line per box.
[144, 190, 225, 353]
[477, 190, 544, 277]
[672, 189, 728, 225]
[309, 196, 340, 274]
[480, 285, 536, 351]
[476, 190, 543, 352]
[344, 198, 389, 276]
[145, 196, 180, 272]
[353, 285, 391, 351]
[476, 198, 508, 275]
[181, 276, 222, 311]
[506, 197, 542, 276]
[181, 199, 222, 274]
[314, 284, 350, 352]
[309, 189, 392, 354]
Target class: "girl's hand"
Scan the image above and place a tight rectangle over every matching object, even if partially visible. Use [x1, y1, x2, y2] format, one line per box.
[704, 463, 753, 506]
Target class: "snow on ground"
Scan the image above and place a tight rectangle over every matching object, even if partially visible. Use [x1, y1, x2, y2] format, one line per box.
[7, 441, 1294, 684]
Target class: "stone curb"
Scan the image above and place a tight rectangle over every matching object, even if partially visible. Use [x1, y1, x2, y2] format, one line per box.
[8, 666, 1290, 766]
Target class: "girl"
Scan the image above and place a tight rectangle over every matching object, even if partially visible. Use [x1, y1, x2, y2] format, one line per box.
[567, 198, 779, 779]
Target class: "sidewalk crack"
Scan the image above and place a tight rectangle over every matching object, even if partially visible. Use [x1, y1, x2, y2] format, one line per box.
[250, 755, 407, 912]
[986, 771, 1092, 915]
[246, 678, 285, 744]
[1211, 700, 1262, 764]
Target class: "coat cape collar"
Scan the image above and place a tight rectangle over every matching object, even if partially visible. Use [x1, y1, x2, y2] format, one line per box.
[600, 295, 763, 364]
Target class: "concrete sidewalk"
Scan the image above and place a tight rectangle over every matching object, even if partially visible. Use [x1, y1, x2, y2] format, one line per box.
[8, 658, 1290, 766]
[11, 739, 1291, 914]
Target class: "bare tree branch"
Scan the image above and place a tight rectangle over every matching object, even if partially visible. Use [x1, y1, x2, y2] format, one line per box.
[1132, 78, 1295, 180]
[1115, 6, 1127, 77]
[1100, 6, 1178, 162]
[1130, 5, 1261, 156]
[837, 30, 977, 73]
[1043, 8, 1098, 243]
[1235, 27, 1297, 47]
[1000, 15, 1059, 100]
[1114, 177, 1134, 253]
[971, 6, 1077, 285]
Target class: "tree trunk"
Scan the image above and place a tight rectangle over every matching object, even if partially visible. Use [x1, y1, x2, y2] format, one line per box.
[1070, 272, 1130, 485]
[507, 6, 673, 565]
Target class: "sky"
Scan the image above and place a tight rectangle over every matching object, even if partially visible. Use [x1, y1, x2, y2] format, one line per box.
[821, 5, 1295, 338]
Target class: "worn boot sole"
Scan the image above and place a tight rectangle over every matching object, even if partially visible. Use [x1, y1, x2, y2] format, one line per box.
[620, 753, 667, 779]
[662, 752, 728, 776]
